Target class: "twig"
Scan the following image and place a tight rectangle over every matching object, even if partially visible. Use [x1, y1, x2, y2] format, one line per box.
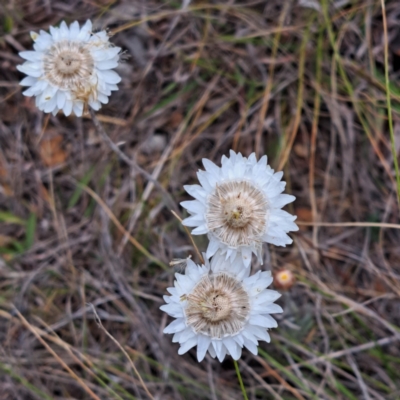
[239, 360, 284, 400]
[89, 108, 177, 212]
[13, 306, 102, 400]
[88, 303, 155, 400]
[71, 178, 168, 270]
[297, 221, 400, 229]
[292, 335, 400, 367]
[170, 210, 204, 264]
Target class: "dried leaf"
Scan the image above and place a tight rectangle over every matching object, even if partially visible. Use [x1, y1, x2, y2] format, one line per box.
[39, 133, 67, 167]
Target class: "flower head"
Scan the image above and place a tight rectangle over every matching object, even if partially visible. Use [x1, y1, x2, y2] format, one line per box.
[274, 268, 295, 290]
[181, 150, 298, 268]
[160, 252, 282, 362]
[17, 20, 121, 116]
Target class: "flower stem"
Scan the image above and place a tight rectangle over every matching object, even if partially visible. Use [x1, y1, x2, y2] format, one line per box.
[233, 359, 249, 400]
[381, 0, 400, 208]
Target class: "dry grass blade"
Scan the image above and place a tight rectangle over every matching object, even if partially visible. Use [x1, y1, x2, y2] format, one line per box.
[171, 210, 204, 264]
[2, 1, 400, 398]
[89, 108, 177, 212]
[297, 221, 400, 229]
[74, 180, 168, 270]
[380, 0, 400, 207]
[88, 304, 155, 400]
[12, 307, 102, 400]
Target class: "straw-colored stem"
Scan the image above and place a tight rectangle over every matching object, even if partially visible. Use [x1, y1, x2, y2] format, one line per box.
[171, 210, 204, 264]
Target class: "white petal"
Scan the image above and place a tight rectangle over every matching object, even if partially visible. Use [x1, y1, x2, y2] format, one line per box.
[183, 184, 207, 201]
[248, 326, 271, 343]
[106, 83, 119, 91]
[96, 59, 119, 70]
[17, 64, 42, 78]
[249, 314, 277, 328]
[248, 153, 257, 165]
[243, 338, 258, 355]
[178, 336, 197, 355]
[97, 92, 109, 104]
[97, 69, 121, 84]
[20, 76, 37, 86]
[56, 90, 66, 109]
[73, 101, 84, 117]
[159, 303, 184, 318]
[208, 344, 216, 358]
[178, 328, 196, 344]
[44, 96, 57, 113]
[89, 100, 101, 111]
[263, 234, 292, 247]
[223, 337, 241, 360]
[241, 247, 252, 268]
[197, 335, 211, 362]
[261, 304, 283, 314]
[180, 200, 205, 214]
[19, 51, 42, 62]
[243, 271, 261, 289]
[202, 158, 220, 175]
[78, 20, 92, 40]
[197, 170, 213, 192]
[270, 194, 296, 208]
[91, 47, 120, 61]
[182, 215, 204, 227]
[255, 289, 281, 304]
[213, 340, 226, 362]
[191, 224, 209, 235]
[163, 318, 186, 334]
[49, 25, 59, 41]
[69, 21, 80, 39]
[206, 238, 220, 259]
[241, 329, 258, 345]
[22, 87, 37, 97]
[63, 100, 73, 117]
[59, 21, 69, 39]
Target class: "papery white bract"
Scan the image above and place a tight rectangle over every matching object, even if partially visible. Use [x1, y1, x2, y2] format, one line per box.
[160, 252, 283, 362]
[181, 150, 298, 268]
[17, 20, 121, 117]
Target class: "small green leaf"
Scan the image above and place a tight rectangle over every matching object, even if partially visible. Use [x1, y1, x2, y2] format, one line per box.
[0, 211, 25, 225]
[24, 212, 36, 250]
[68, 166, 96, 209]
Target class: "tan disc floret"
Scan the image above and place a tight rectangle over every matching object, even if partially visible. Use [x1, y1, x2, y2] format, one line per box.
[207, 180, 269, 248]
[43, 40, 95, 99]
[185, 272, 250, 338]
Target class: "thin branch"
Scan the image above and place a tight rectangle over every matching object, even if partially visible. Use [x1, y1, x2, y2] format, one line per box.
[89, 303, 155, 400]
[171, 210, 204, 264]
[89, 108, 177, 212]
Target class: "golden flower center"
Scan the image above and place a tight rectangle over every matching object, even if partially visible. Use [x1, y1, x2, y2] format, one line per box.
[206, 180, 269, 247]
[43, 41, 94, 91]
[222, 199, 249, 229]
[185, 273, 250, 338]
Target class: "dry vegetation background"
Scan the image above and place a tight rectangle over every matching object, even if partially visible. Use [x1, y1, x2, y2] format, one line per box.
[1, 0, 400, 399]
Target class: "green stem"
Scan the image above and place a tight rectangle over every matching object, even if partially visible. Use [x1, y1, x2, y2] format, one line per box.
[233, 359, 249, 400]
[381, 0, 400, 207]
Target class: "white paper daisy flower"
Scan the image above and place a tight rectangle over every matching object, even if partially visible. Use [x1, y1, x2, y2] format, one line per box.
[160, 252, 283, 362]
[17, 20, 121, 117]
[181, 150, 298, 268]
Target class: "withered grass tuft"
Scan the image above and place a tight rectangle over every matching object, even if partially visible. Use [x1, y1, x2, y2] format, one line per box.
[1, 1, 400, 399]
